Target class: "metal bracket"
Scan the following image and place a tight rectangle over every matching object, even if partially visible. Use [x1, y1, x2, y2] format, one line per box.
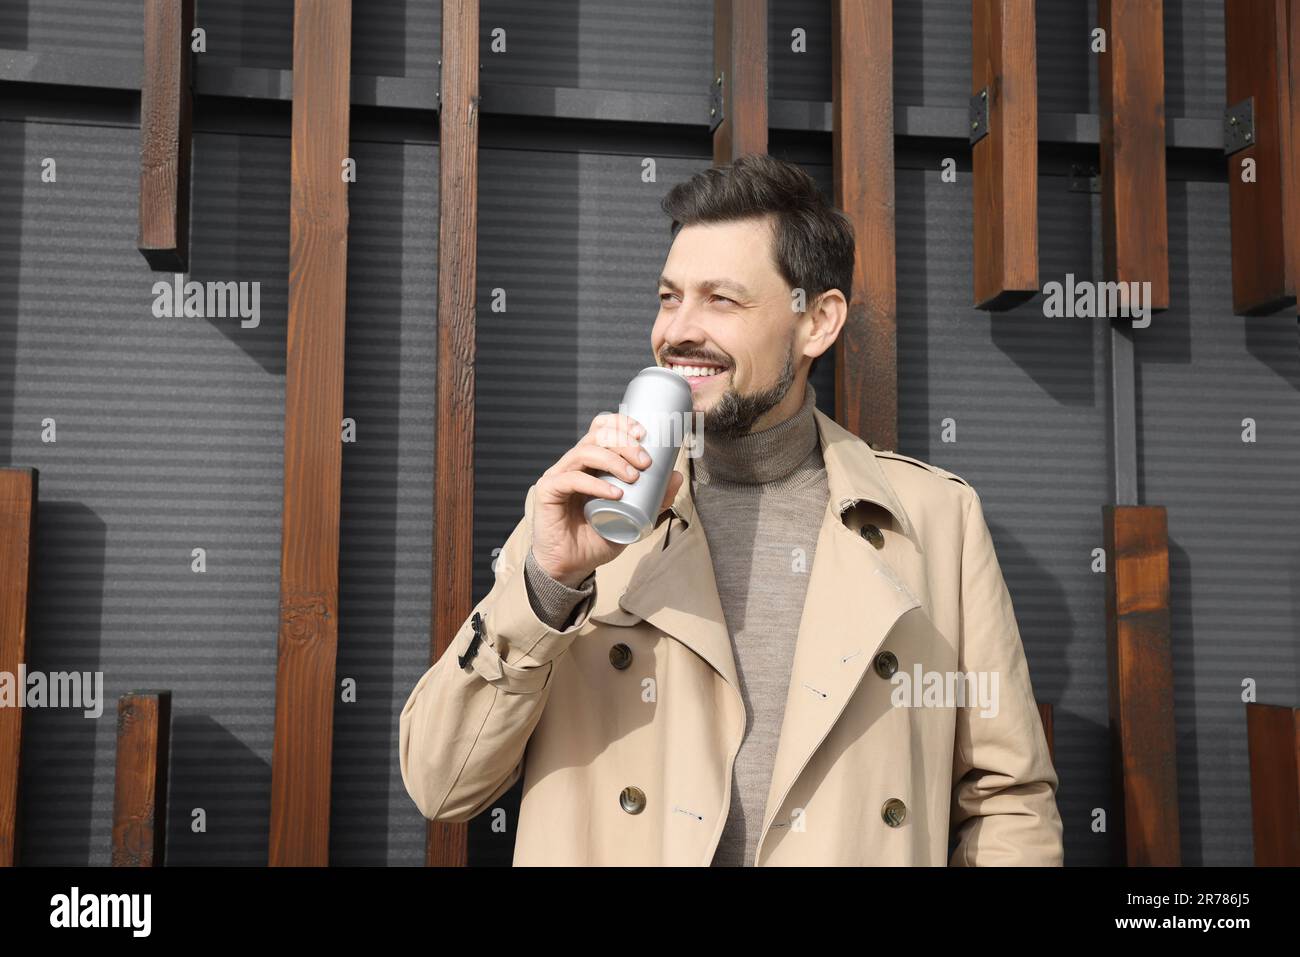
[1069, 163, 1100, 193]
[1223, 97, 1254, 155]
[709, 71, 725, 133]
[433, 58, 482, 114]
[969, 86, 989, 146]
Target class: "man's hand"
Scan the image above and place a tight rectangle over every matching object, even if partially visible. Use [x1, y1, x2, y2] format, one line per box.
[531, 411, 685, 586]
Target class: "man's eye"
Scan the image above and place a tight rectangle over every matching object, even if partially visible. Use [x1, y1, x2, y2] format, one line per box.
[658, 292, 733, 304]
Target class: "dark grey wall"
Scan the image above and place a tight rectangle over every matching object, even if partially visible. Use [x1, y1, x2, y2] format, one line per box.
[0, 0, 1294, 867]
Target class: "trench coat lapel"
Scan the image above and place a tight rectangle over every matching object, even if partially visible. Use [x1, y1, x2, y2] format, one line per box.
[608, 438, 738, 691]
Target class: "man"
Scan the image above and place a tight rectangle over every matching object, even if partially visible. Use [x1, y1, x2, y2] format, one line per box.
[400, 153, 1064, 866]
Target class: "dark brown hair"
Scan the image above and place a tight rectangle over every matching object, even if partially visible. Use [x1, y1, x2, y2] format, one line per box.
[660, 153, 854, 373]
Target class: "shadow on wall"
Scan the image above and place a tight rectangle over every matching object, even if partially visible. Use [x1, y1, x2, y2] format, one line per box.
[17, 503, 105, 864]
[187, 130, 290, 377]
[166, 713, 272, 864]
[330, 136, 418, 865]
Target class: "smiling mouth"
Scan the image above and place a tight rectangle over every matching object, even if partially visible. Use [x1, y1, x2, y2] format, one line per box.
[664, 360, 729, 382]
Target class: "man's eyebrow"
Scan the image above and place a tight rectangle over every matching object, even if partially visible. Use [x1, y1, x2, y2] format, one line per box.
[657, 275, 754, 299]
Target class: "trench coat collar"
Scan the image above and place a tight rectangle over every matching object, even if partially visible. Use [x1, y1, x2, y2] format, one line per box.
[659, 405, 915, 542]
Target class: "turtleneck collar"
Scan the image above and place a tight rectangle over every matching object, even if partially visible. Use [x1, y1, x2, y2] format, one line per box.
[692, 381, 820, 486]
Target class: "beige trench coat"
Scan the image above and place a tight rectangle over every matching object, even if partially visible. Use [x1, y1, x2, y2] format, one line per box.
[400, 407, 1064, 865]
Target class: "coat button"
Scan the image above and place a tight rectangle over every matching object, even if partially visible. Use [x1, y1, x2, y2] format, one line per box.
[873, 650, 898, 679]
[609, 642, 633, 670]
[881, 798, 907, 827]
[619, 786, 646, 814]
[860, 523, 884, 548]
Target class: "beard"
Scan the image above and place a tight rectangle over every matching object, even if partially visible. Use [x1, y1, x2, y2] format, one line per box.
[700, 340, 797, 440]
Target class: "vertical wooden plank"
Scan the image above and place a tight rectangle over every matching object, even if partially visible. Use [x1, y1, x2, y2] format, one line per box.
[1102, 505, 1181, 865]
[0, 468, 37, 867]
[269, 0, 352, 867]
[1245, 703, 1300, 865]
[137, 0, 194, 272]
[1285, 0, 1300, 316]
[1098, 0, 1170, 312]
[971, 0, 1038, 310]
[427, 0, 480, 869]
[1037, 700, 1055, 764]
[712, 0, 767, 163]
[831, 0, 897, 449]
[1223, 0, 1298, 315]
[111, 691, 171, 867]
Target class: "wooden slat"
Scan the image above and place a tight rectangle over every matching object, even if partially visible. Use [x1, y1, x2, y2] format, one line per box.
[1224, 0, 1299, 315]
[427, 0, 480, 869]
[1037, 700, 1055, 764]
[971, 0, 1038, 310]
[137, 0, 194, 272]
[111, 691, 171, 867]
[712, 0, 767, 163]
[1102, 505, 1180, 865]
[1245, 702, 1300, 865]
[831, 0, 897, 450]
[0, 468, 37, 868]
[268, 0, 352, 867]
[1289, 0, 1300, 318]
[1098, 0, 1170, 312]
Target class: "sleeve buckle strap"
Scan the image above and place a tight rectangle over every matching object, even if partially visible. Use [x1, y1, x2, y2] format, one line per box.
[458, 611, 485, 670]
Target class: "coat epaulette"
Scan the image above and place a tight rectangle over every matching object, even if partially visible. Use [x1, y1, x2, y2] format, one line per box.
[868, 444, 972, 490]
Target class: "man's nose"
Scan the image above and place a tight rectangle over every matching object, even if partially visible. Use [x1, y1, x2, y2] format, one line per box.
[661, 298, 709, 346]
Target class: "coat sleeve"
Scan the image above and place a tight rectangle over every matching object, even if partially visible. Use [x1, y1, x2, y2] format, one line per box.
[948, 485, 1064, 866]
[399, 482, 597, 823]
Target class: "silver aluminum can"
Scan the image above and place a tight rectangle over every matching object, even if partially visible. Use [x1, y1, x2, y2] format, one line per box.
[584, 365, 694, 544]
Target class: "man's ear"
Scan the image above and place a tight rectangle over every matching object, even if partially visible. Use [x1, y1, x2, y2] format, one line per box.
[803, 289, 848, 363]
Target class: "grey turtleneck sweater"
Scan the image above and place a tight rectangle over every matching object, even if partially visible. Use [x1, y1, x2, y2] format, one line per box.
[522, 382, 829, 867]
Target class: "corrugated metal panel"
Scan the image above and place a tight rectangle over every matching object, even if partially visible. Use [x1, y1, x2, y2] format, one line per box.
[0, 0, 143, 58]
[1164, 0, 1226, 119]
[199, 0, 443, 80]
[889, 0, 1072, 113]
[199, 0, 708, 94]
[3, 0, 1226, 126]
[1135, 180, 1300, 865]
[475, 0, 711, 95]
[769, 0, 831, 104]
[0, 119, 441, 865]
[773, 0, 1105, 114]
[194, 0, 293, 71]
[1034, 0, 1097, 116]
[890, 0, 980, 111]
[890, 0, 1223, 119]
[0, 121, 285, 864]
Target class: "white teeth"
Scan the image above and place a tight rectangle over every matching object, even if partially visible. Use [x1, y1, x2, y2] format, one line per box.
[669, 364, 725, 378]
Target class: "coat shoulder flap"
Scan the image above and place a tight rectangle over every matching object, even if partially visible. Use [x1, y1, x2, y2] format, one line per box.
[871, 447, 972, 490]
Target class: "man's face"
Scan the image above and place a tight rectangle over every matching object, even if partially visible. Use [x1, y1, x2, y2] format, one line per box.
[652, 215, 801, 439]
